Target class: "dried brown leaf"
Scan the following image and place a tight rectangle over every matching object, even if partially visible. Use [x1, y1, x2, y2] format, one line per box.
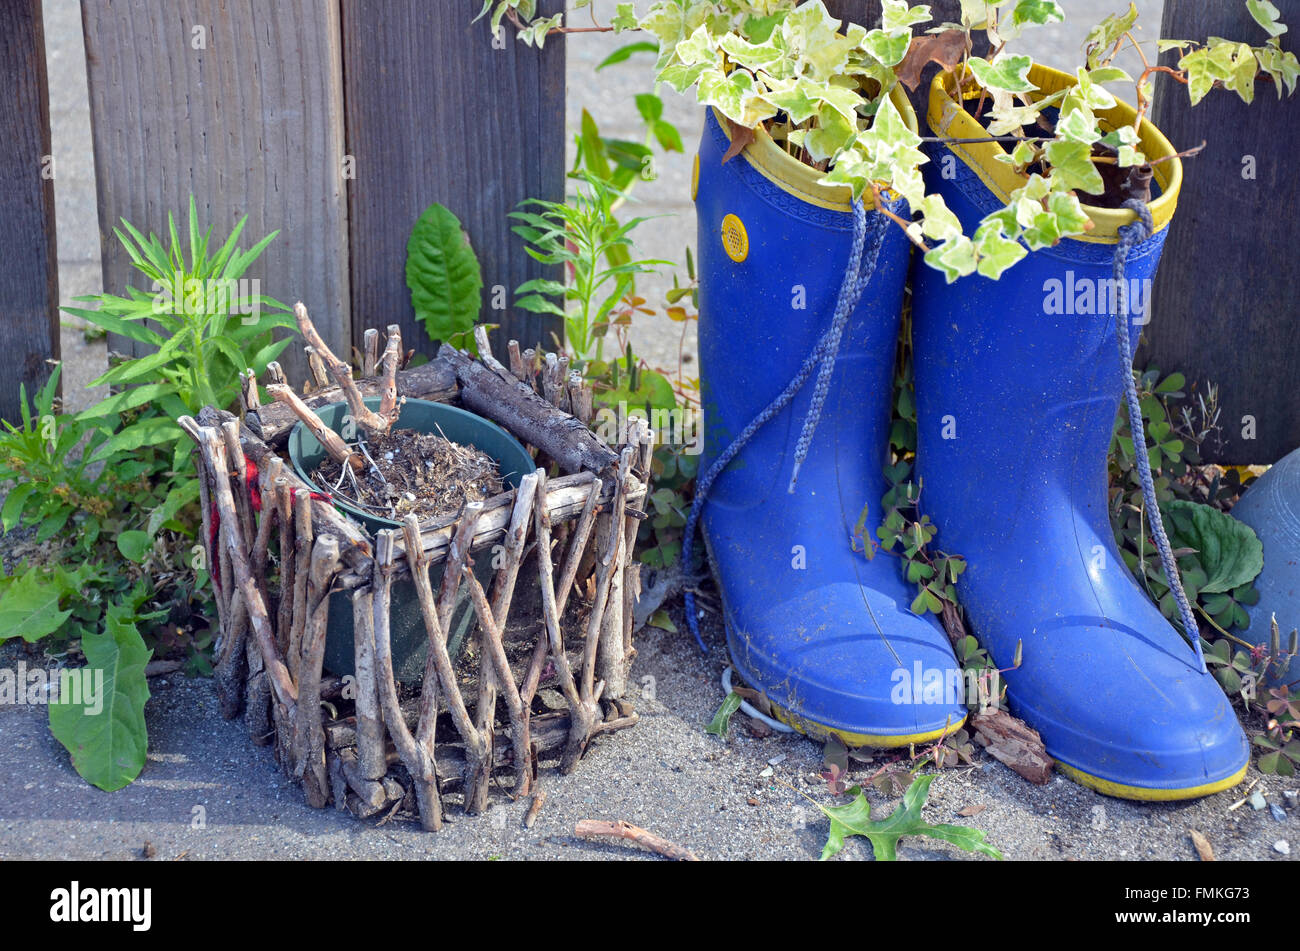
[896, 30, 968, 92]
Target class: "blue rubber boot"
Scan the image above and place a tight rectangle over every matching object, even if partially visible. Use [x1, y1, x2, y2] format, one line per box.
[692, 93, 966, 747]
[1228, 447, 1300, 685]
[909, 67, 1248, 798]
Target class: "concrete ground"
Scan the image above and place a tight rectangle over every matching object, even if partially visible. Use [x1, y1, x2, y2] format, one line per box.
[16, 0, 1287, 864]
[3, 608, 1297, 862]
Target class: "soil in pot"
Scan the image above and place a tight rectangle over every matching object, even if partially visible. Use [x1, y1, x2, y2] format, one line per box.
[310, 427, 504, 524]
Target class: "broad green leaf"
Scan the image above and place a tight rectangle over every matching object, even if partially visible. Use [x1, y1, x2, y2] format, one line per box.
[819, 774, 1004, 861]
[0, 568, 74, 642]
[116, 530, 152, 563]
[405, 202, 484, 345]
[1162, 500, 1264, 595]
[49, 605, 152, 792]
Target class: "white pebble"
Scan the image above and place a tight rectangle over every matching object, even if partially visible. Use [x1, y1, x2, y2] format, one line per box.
[1275, 840, 1291, 855]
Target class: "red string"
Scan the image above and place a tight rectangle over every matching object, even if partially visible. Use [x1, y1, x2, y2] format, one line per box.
[209, 459, 334, 593]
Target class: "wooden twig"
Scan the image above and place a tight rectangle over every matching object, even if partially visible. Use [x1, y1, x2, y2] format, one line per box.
[462, 566, 532, 799]
[440, 343, 619, 475]
[507, 339, 526, 381]
[403, 511, 491, 813]
[293, 301, 390, 434]
[295, 534, 340, 808]
[239, 368, 260, 416]
[288, 488, 315, 684]
[574, 819, 698, 861]
[362, 328, 380, 378]
[596, 445, 636, 699]
[266, 382, 363, 472]
[266, 361, 287, 385]
[534, 469, 599, 773]
[377, 324, 403, 423]
[372, 531, 442, 831]
[305, 346, 330, 390]
[255, 356, 458, 448]
[188, 421, 298, 713]
[350, 587, 387, 784]
[274, 478, 296, 655]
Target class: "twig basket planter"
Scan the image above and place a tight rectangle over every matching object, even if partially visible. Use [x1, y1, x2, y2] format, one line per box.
[179, 326, 651, 830]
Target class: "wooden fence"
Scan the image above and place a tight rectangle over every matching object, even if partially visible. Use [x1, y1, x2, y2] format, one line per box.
[0, 0, 564, 422]
[1, 0, 1296, 464]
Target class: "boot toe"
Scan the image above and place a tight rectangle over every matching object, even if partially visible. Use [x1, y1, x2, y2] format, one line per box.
[727, 580, 968, 746]
[1006, 617, 1249, 799]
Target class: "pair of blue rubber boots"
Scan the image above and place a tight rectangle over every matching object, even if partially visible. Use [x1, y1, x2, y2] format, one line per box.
[692, 73, 1250, 800]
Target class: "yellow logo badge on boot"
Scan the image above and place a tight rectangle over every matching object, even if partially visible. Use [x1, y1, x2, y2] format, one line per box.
[721, 214, 748, 263]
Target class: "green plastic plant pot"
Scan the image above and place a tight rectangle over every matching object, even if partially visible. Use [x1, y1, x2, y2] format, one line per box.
[288, 397, 535, 681]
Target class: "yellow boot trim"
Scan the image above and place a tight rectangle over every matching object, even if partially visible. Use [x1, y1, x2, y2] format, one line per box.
[712, 83, 918, 213]
[769, 699, 967, 748]
[926, 63, 1182, 243]
[1056, 760, 1248, 801]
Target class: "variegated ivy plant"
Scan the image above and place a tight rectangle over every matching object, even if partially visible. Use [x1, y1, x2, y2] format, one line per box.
[487, 0, 1298, 281]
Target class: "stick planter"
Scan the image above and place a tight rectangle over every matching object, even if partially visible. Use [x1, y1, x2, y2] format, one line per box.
[179, 323, 651, 830]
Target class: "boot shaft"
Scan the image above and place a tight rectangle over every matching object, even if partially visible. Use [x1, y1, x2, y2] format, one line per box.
[694, 106, 912, 514]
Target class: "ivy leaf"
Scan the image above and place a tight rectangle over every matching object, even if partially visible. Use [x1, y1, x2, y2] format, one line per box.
[863, 28, 913, 68]
[1084, 2, 1138, 69]
[698, 68, 776, 127]
[1011, 0, 1064, 28]
[1044, 139, 1106, 195]
[973, 220, 1027, 278]
[406, 202, 483, 346]
[924, 235, 979, 283]
[49, 603, 153, 792]
[1248, 0, 1288, 38]
[818, 774, 1004, 861]
[967, 53, 1038, 93]
[1162, 501, 1264, 595]
[881, 0, 932, 32]
[610, 2, 639, 33]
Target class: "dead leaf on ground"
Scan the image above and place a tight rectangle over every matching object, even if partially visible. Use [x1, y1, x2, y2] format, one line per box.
[1190, 830, 1215, 861]
[971, 709, 1053, 784]
[896, 30, 967, 92]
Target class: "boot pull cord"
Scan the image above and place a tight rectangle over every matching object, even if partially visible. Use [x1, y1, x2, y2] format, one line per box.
[1114, 197, 1207, 673]
[681, 198, 893, 652]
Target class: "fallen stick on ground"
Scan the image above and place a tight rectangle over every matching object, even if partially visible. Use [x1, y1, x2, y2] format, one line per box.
[574, 819, 699, 861]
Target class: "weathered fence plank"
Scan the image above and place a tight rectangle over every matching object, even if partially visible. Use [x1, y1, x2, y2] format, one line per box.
[0, 0, 59, 423]
[81, 0, 350, 386]
[341, 0, 566, 362]
[1146, 0, 1300, 464]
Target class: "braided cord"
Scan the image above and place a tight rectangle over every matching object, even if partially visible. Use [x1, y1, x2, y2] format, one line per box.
[1114, 197, 1206, 673]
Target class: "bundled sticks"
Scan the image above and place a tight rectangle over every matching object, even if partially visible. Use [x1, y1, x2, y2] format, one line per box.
[180, 324, 651, 830]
